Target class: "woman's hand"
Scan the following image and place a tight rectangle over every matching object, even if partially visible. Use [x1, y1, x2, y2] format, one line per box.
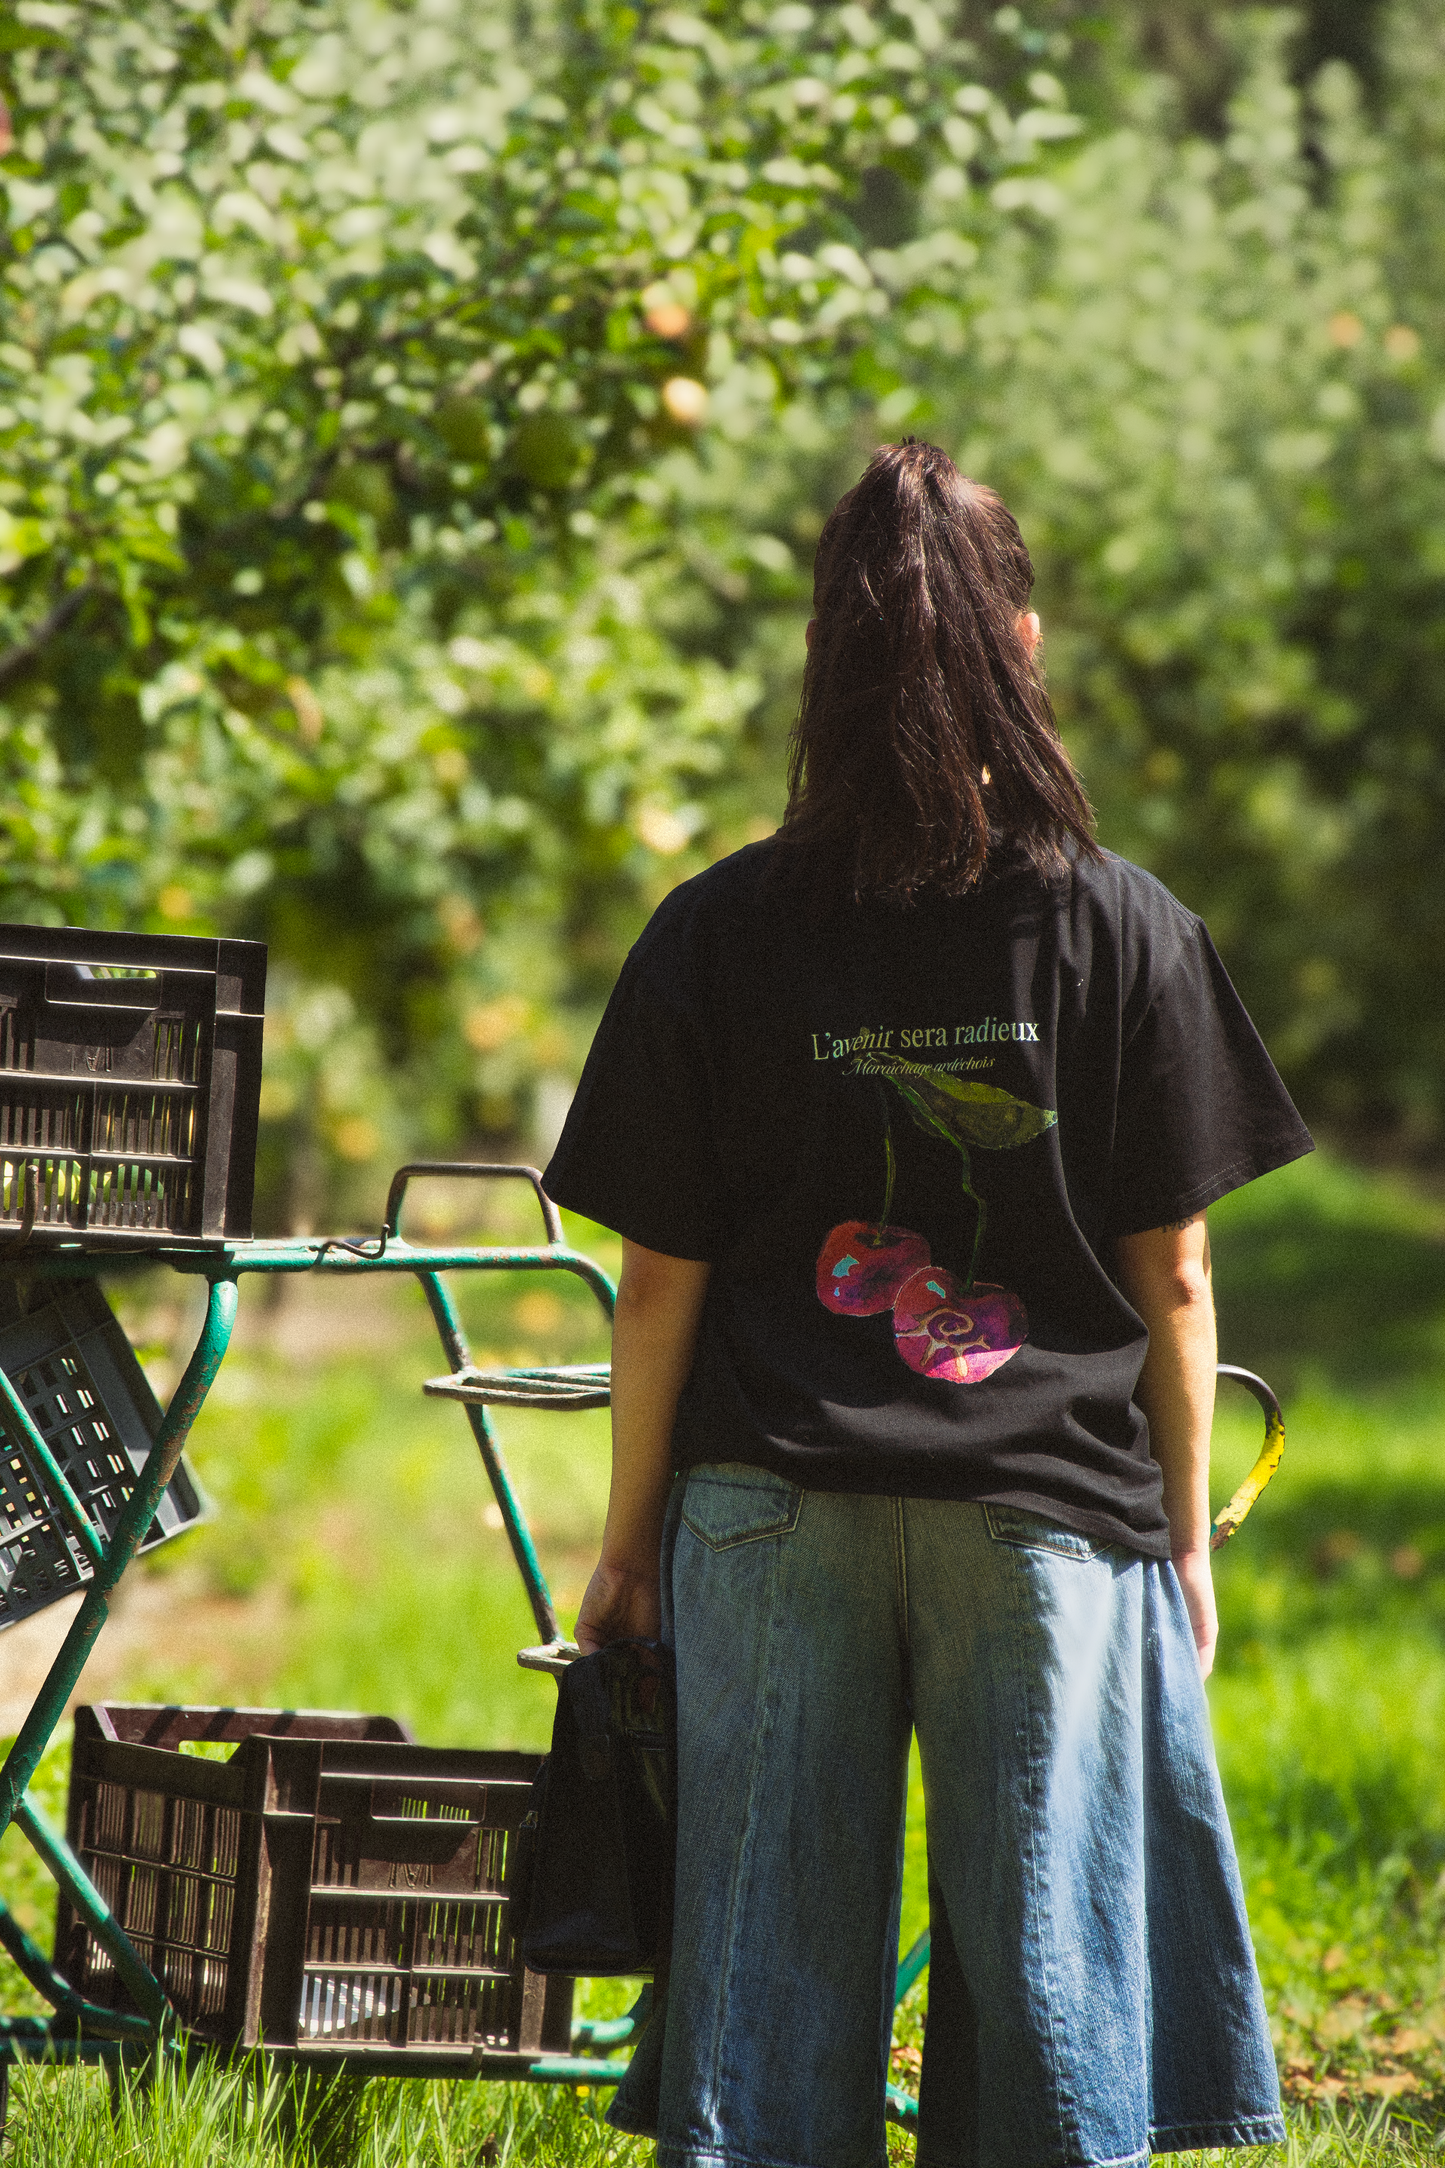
[1171, 1544, 1218, 1680]
[575, 1238, 712, 1655]
[575, 1558, 662, 1653]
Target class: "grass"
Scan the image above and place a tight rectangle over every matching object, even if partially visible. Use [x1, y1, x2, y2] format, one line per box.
[1, 2056, 656, 2167]
[0, 1150, 1442, 2161]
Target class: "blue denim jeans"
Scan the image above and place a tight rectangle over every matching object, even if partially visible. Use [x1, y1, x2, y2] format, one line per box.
[610, 1466, 1283, 2168]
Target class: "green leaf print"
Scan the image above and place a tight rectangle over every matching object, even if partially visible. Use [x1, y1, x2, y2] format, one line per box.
[850, 1053, 1057, 1292]
[866, 1056, 1058, 1154]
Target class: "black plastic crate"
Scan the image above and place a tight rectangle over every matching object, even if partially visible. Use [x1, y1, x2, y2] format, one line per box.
[0, 924, 265, 1246]
[57, 1705, 574, 2063]
[0, 1281, 204, 1629]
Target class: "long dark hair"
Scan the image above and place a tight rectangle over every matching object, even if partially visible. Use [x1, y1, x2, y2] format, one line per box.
[781, 440, 1098, 901]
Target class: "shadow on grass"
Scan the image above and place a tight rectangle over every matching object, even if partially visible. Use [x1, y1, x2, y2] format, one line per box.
[1210, 1156, 1445, 1393]
[1219, 1481, 1445, 1578]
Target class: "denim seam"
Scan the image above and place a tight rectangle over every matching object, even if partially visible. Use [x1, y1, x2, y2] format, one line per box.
[917, 2152, 1148, 2168]
[1149, 2119, 1285, 2150]
[1141, 1568, 1158, 2115]
[681, 1510, 799, 1552]
[681, 1485, 802, 1553]
[1008, 1545, 1075, 2166]
[700, 1493, 793, 2132]
[656, 2142, 842, 2168]
[893, 1496, 910, 1669]
[984, 1502, 1103, 1560]
[1063, 2150, 1148, 2168]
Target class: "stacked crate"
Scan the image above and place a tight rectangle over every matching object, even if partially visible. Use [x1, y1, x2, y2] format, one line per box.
[0, 924, 266, 1247]
[57, 1706, 573, 2063]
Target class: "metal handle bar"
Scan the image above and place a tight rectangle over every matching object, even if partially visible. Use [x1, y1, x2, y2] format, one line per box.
[383, 1161, 562, 1247]
[312, 1163, 565, 1260]
[1210, 1362, 1285, 1550]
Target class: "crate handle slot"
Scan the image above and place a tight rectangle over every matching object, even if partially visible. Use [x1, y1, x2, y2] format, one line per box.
[363, 1804, 497, 1834]
[47, 963, 161, 1012]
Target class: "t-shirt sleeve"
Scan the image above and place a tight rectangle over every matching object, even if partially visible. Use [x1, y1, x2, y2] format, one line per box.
[542, 936, 725, 1262]
[1106, 920, 1314, 1237]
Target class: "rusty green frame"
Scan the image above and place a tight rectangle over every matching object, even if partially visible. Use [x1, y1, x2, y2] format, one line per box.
[0, 1179, 584, 2067]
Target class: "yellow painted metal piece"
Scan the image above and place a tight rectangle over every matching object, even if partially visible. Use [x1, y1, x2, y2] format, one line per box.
[1209, 1396, 1285, 1551]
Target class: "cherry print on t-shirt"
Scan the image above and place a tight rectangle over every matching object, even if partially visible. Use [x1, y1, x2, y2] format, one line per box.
[815, 1220, 932, 1315]
[891, 1267, 1028, 1384]
[814, 1052, 1056, 1387]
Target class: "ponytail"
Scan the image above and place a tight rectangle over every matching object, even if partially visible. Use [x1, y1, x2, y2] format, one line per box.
[781, 439, 1098, 901]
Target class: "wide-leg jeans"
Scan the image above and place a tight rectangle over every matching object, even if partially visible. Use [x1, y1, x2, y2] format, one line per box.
[609, 1464, 1284, 2168]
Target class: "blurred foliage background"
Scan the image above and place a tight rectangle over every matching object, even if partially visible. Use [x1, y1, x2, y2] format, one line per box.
[1, 0, 1443, 1229]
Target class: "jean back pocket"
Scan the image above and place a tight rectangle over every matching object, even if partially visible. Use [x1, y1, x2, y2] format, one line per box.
[681, 1464, 802, 1551]
[983, 1501, 1110, 1560]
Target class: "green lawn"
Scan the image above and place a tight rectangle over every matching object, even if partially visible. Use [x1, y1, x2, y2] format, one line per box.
[1, 1149, 1443, 2161]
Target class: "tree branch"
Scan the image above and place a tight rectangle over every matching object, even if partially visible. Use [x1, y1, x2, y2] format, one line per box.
[0, 586, 95, 696]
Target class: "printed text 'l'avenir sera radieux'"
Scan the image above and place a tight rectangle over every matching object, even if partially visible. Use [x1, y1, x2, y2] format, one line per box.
[811, 1020, 1041, 1060]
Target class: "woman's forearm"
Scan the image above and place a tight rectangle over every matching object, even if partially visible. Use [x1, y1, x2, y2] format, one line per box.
[603, 1242, 713, 1566]
[575, 1238, 711, 1651]
[1114, 1214, 1219, 1673]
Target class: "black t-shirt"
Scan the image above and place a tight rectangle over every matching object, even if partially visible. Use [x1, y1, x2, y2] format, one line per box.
[543, 840, 1313, 1556]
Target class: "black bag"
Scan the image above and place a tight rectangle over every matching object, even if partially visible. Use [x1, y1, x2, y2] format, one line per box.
[513, 1639, 675, 1975]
